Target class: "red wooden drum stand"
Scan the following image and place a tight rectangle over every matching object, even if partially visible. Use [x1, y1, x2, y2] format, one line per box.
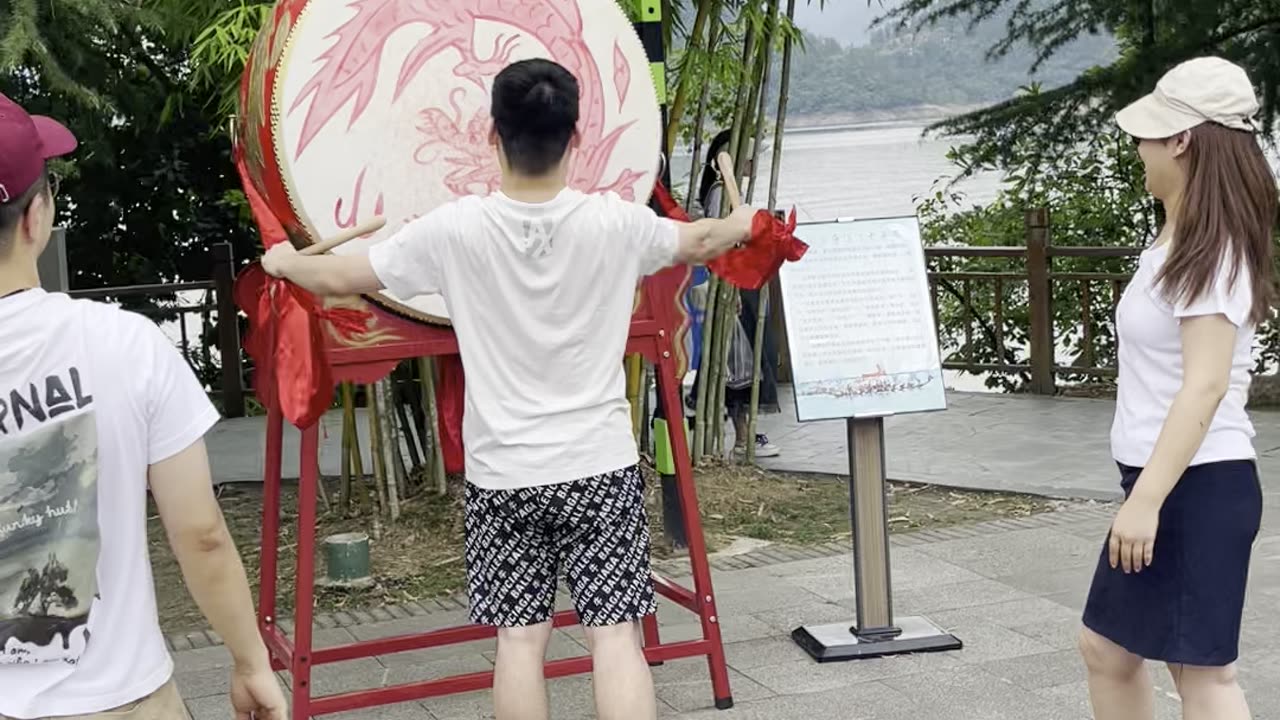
[252, 267, 732, 718]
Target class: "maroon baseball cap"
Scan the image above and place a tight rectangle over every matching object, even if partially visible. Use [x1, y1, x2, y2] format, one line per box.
[0, 93, 77, 205]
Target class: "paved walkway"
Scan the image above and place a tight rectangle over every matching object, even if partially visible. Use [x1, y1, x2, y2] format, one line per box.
[173, 505, 1280, 719]
[189, 387, 1280, 717]
[210, 388, 1280, 502]
[753, 387, 1280, 501]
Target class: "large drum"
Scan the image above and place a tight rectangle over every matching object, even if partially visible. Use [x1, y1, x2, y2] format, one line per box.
[237, 0, 663, 325]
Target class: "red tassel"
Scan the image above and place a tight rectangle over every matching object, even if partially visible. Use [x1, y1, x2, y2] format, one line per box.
[707, 208, 808, 290]
[435, 356, 466, 474]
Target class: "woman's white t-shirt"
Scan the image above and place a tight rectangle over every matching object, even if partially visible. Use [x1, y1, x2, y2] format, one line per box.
[1111, 242, 1257, 468]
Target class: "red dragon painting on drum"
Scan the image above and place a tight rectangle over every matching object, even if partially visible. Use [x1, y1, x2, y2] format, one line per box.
[237, 0, 662, 326]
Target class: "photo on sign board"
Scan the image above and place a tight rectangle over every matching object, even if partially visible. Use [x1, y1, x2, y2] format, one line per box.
[778, 216, 947, 422]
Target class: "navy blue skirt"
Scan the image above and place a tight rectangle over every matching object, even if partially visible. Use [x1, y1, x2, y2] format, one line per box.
[1082, 460, 1263, 666]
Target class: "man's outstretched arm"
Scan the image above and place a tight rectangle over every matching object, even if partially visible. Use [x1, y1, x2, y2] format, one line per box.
[672, 205, 755, 265]
[262, 245, 384, 297]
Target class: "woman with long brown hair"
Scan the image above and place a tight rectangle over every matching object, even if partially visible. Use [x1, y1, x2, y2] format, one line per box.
[1079, 56, 1276, 720]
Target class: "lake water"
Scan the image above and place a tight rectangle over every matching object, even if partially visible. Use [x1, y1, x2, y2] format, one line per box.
[668, 122, 1005, 222]
[169, 122, 1278, 395]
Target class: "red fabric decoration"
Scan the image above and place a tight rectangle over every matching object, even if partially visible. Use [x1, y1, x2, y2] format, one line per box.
[708, 207, 807, 290]
[652, 182, 692, 223]
[435, 356, 466, 474]
[232, 153, 372, 429]
[651, 182, 807, 290]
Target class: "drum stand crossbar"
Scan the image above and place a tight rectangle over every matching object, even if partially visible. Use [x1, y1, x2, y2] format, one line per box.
[254, 296, 733, 718]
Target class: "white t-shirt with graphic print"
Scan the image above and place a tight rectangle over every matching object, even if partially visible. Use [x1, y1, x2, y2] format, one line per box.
[1112, 242, 1257, 468]
[368, 189, 679, 491]
[0, 289, 220, 719]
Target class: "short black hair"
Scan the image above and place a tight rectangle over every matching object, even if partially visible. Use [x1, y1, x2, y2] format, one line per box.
[491, 59, 580, 176]
[0, 166, 48, 253]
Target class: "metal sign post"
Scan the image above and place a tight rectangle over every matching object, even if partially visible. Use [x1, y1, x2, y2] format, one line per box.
[791, 415, 961, 660]
[778, 217, 962, 662]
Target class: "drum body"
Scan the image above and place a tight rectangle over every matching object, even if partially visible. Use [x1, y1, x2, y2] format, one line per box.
[238, 0, 662, 325]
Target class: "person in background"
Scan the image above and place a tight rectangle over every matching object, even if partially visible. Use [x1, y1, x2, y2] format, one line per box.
[1077, 56, 1275, 720]
[695, 129, 782, 458]
[0, 93, 286, 720]
[259, 59, 754, 720]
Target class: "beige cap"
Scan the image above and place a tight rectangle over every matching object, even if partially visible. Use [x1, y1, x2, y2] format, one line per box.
[1116, 56, 1260, 138]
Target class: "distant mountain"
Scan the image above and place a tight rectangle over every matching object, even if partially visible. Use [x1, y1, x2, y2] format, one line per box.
[781, 4, 1118, 123]
[670, 1, 1118, 125]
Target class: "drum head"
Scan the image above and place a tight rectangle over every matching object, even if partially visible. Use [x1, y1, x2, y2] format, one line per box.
[270, 0, 661, 325]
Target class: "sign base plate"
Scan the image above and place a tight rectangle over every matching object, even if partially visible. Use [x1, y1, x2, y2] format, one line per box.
[791, 615, 962, 663]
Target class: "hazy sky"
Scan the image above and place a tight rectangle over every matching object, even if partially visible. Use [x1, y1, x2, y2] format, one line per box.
[793, 0, 896, 47]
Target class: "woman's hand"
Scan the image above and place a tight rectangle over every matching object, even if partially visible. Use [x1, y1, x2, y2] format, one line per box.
[1108, 495, 1160, 573]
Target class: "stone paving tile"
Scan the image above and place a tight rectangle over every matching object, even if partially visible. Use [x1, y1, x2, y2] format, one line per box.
[749, 598, 855, 635]
[912, 527, 1101, 581]
[672, 679, 913, 720]
[871, 577, 1035, 616]
[651, 660, 774, 712]
[1036, 678, 1183, 720]
[994, 563, 1097, 600]
[974, 649, 1084, 691]
[879, 665, 1086, 720]
[653, 612, 777, 646]
[419, 690, 497, 720]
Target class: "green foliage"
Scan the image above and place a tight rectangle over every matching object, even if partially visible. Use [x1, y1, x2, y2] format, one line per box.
[667, 1, 805, 147]
[917, 112, 1155, 390]
[882, 0, 1280, 178]
[0, 0, 257, 292]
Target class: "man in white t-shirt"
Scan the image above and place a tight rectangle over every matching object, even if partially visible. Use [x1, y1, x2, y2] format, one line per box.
[261, 59, 754, 720]
[0, 94, 286, 719]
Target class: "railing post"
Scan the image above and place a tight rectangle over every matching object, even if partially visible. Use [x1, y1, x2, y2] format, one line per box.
[1025, 209, 1055, 395]
[213, 243, 246, 418]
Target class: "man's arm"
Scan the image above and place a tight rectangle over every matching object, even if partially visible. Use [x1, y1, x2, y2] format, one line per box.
[262, 246, 384, 297]
[673, 206, 755, 265]
[149, 440, 271, 671]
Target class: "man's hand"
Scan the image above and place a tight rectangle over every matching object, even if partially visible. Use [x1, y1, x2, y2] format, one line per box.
[231, 664, 288, 720]
[261, 242, 299, 279]
[726, 205, 757, 240]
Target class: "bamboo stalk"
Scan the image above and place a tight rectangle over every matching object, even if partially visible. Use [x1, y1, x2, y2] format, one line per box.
[366, 384, 387, 536]
[768, 0, 796, 213]
[683, 1, 724, 213]
[711, 280, 736, 458]
[748, 0, 796, 464]
[745, 0, 780, 205]
[724, 13, 757, 210]
[419, 358, 448, 496]
[700, 8, 759, 461]
[733, 12, 769, 186]
[378, 378, 404, 520]
[349, 386, 370, 517]
[639, 360, 652, 456]
[338, 383, 355, 514]
[664, 0, 715, 156]
[692, 274, 721, 461]
[626, 353, 644, 441]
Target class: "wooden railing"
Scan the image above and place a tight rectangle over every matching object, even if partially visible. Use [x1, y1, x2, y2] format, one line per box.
[67, 243, 246, 417]
[925, 209, 1143, 393]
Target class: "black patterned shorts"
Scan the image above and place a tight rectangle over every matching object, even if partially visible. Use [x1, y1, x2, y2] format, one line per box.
[463, 465, 657, 628]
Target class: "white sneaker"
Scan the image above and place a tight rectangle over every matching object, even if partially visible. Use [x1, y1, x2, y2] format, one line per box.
[735, 434, 780, 458]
